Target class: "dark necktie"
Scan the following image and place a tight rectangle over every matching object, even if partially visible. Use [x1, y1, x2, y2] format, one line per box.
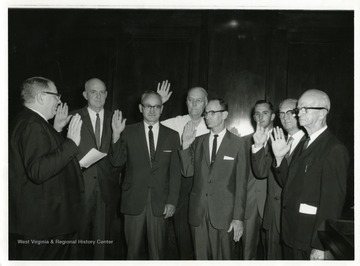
[211, 134, 219, 165]
[148, 125, 156, 164]
[285, 136, 294, 162]
[95, 113, 101, 149]
[303, 137, 310, 150]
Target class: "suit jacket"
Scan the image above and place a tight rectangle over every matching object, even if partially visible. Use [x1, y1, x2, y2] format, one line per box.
[242, 134, 267, 220]
[274, 129, 349, 251]
[110, 122, 181, 216]
[9, 108, 85, 238]
[251, 138, 282, 231]
[71, 107, 120, 204]
[178, 130, 247, 229]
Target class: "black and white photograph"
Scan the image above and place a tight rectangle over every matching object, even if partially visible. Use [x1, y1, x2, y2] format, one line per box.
[1, 0, 357, 264]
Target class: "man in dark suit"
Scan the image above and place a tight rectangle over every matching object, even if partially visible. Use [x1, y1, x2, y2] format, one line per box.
[110, 90, 181, 259]
[159, 82, 209, 260]
[271, 89, 349, 260]
[9, 77, 84, 259]
[250, 99, 305, 259]
[179, 98, 247, 260]
[70, 78, 122, 259]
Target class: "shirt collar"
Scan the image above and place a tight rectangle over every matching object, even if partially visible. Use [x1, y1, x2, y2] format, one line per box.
[210, 128, 226, 138]
[26, 106, 48, 122]
[144, 121, 160, 130]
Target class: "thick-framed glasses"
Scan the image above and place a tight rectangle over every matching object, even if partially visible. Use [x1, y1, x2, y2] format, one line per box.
[278, 109, 297, 118]
[141, 104, 162, 111]
[295, 107, 328, 114]
[203, 110, 226, 117]
[44, 91, 61, 99]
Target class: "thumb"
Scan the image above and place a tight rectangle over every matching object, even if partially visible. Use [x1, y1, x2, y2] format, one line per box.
[227, 224, 233, 233]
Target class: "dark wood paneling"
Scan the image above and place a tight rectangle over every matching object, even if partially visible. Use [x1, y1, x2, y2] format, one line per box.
[206, 10, 273, 136]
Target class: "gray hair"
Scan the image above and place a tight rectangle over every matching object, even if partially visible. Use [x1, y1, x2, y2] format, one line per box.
[21, 77, 54, 103]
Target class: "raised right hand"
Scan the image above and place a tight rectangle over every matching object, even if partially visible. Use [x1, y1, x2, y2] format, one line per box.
[182, 121, 196, 149]
[67, 114, 82, 146]
[253, 121, 268, 148]
[270, 126, 291, 159]
[112, 110, 127, 143]
[157, 80, 172, 104]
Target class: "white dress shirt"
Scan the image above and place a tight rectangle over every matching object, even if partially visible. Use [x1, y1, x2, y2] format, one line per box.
[144, 121, 160, 157]
[209, 128, 227, 159]
[288, 130, 305, 154]
[87, 107, 104, 140]
[306, 126, 328, 148]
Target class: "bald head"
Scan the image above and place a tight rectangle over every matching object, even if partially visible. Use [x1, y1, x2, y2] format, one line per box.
[83, 78, 107, 112]
[300, 89, 331, 111]
[85, 78, 106, 92]
[297, 89, 330, 135]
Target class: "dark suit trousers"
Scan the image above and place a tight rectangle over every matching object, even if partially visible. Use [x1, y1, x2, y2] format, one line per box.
[173, 176, 194, 259]
[283, 243, 311, 260]
[124, 189, 166, 260]
[76, 181, 106, 259]
[10, 232, 76, 260]
[242, 207, 264, 259]
[191, 208, 234, 260]
[264, 220, 283, 259]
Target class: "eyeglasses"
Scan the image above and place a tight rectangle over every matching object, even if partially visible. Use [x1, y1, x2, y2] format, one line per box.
[278, 109, 297, 118]
[141, 104, 162, 111]
[295, 107, 328, 114]
[203, 110, 226, 117]
[44, 91, 61, 99]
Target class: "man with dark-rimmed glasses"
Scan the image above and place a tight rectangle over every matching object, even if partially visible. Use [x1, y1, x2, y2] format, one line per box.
[271, 89, 349, 260]
[179, 98, 247, 259]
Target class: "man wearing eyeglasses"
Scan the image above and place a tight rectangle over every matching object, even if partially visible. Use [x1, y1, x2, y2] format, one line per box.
[271, 89, 349, 260]
[250, 99, 306, 260]
[179, 98, 247, 260]
[9, 77, 84, 259]
[158, 81, 209, 259]
[70, 78, 122, 259]
[110, 90, 181, 259]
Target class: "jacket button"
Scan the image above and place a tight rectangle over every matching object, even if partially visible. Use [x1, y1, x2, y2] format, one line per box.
[205, 193, 208, 197]
[93, 176, 97, 179]
[274, 196, 280, 200]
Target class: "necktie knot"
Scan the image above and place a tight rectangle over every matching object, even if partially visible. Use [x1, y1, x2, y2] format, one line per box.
[214, 134, 218, 139]
[149, 125, 153, 130]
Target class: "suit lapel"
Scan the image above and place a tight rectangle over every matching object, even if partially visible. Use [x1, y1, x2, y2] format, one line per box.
[137, 122, 152, 167]
[80, 107, 97, 146]
[99, 110, 111, 152]
[202, 134, 211, 168]
[213, 130, 231, 167]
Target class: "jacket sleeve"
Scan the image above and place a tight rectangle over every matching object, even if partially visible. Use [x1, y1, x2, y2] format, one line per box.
[19, 121, 79, 184]
[233, 138, 248, 222]
[166, 133, 182, 207]
[311, 144, 349, 250]
[251, 146, 273, 179]
[178, 142, 196, 177]
[109, 130, 128, 169]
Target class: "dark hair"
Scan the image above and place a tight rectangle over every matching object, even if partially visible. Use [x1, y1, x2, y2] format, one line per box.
[209, 98, 228, 112]
[21, 77, 53, 103]
[254, 100, 274, 112]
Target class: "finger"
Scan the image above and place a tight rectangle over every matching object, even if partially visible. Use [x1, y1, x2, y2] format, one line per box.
[269, 133, 275, 143]
[157, 82, 161, 91]
[227, 225, 233, 233]
[122, 118, 127, 127]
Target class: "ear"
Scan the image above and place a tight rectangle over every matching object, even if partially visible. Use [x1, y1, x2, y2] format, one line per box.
[223, 111, 229, 120]
[82, 91, 88, 100]
[36, 91, 45, 105]
[271, 112, 276, 121]
[139, 104, 143, 113]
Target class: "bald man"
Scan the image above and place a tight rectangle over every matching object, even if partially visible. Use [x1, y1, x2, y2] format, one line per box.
[271, 89, 349, 260]
[160, 84, 209, 259]
[70, 78, 122, 259]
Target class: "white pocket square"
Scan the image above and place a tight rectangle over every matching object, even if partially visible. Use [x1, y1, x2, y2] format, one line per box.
[299, 203, 317, 215]
[223, 155, 234, 160]
[163, 150, 172, 153]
